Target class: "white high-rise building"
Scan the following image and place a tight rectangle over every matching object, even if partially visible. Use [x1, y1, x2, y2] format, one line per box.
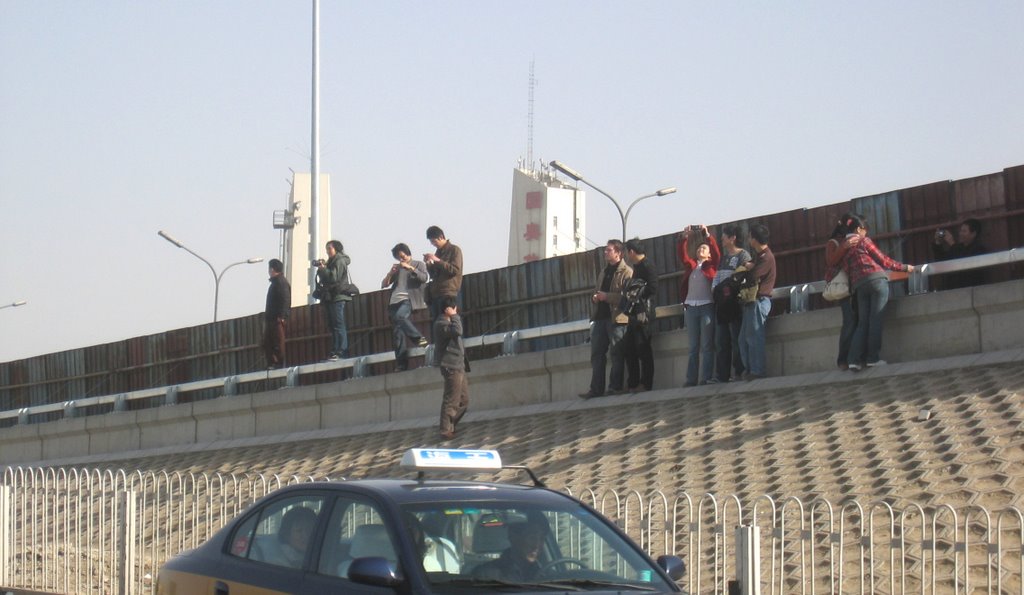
[273, 172, 332, 307]
[507, 166, 586, 265]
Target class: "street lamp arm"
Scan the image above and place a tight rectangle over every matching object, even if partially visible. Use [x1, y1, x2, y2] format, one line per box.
[553, 169, 626, 238]
[622, 192, 661, 233]
[158, 230, 263, 322]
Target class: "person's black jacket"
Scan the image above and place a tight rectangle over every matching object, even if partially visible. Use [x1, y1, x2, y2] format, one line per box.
[265, 276, 291, 321]
[932, 240, 990, 289]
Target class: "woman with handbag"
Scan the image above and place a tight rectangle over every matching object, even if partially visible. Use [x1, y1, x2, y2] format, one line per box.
[840, 215, 915, 371]
[825, 214, 860, 370]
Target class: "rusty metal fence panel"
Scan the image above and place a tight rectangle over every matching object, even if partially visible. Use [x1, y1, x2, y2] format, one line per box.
[2, 467, 1021, 595]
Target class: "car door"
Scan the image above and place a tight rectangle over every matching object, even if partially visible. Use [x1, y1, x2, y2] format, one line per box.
[299, 492, 410, 594]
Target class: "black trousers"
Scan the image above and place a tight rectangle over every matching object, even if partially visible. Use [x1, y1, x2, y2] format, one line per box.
[623, 323, 654, 390]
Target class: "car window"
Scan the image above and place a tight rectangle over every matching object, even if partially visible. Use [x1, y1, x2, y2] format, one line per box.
[398, 501, 675, 591]
[228, 494, 327, 570]
[316, 497, 399, 579]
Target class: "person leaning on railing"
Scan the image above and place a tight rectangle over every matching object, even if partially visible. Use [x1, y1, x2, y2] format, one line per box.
[840, 215, 914, 372]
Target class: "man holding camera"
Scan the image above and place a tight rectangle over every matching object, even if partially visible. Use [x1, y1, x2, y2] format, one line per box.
[424, 226, 464, 339]
[381, 243, 429, 371]
[932, 218, 990, 289]
[623, 238, 657, 392]
[315, 240, 353, 361]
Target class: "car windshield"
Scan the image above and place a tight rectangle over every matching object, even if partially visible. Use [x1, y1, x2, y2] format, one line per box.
[398, 499, 675, 593]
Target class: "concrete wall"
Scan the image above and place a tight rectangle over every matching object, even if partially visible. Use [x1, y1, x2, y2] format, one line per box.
[3, 280, 1022, 466]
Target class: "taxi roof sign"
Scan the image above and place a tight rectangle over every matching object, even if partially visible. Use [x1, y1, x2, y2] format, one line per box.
[401, 448, 503, 471]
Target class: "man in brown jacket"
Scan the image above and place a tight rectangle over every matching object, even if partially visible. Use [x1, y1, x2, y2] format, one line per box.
[424, 225, 464, 340]
[579, 240, 633, 399]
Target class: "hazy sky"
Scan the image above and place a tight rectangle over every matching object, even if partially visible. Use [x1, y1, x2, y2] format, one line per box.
[2, 1, 1022, 363]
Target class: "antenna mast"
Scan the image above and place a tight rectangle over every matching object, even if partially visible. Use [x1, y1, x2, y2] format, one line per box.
[527, 59, 535, 173]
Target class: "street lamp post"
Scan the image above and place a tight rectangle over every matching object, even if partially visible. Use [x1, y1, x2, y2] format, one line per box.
[549, 160, 676, 240]
[158, 231, 264, 322]
[0, 300, 27, 310]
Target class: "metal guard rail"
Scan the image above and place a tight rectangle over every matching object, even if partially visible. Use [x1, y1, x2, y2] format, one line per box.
[2, 248, 1019, 425]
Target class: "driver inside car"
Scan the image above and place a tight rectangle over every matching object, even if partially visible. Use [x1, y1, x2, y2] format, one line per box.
[472, 517, 548, 582]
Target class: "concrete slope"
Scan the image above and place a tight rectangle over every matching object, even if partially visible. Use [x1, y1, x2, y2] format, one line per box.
[55, 349, 1024, 513]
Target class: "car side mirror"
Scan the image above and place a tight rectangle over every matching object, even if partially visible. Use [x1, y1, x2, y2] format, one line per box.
[656, 555, 686, 581]
[348, 557, 404, 587]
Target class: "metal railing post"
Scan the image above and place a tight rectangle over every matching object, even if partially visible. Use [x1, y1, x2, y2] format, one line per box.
[735, 525, 761, 595]
[353, 357, 369, 379]
[286, 366, 301, 387]
[164, 386, 179, 406]
[223, 376, 239, 396]
[502, 331, 520, 356]
[0, 485, 9, 586]
[909, 264, 930, 295]
[117, 489, 137, 595]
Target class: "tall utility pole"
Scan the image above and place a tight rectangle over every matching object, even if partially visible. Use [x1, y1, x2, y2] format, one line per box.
[527, 59, 535, 172]
[309, 0, 321, 304]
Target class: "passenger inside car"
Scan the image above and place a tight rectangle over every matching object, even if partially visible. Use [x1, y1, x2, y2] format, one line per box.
[276, 507, 318, 568]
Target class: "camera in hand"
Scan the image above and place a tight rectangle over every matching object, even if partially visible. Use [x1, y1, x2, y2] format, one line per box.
[312, 259, 325, 267]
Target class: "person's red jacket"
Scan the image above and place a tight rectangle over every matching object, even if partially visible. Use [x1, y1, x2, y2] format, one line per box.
[676, 230, 721, 302]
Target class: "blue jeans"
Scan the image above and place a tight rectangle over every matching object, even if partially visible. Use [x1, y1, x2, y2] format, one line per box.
[739, 297, 771, 376]
[836, 296, 857, 367]
[683, 304, 715, 385]
[325, 300, 348, 357]
[389, 300, 422, 368]
[848, 277, 889, 365]
[590, 319, 627, 395]
[714, 318, 744, 381]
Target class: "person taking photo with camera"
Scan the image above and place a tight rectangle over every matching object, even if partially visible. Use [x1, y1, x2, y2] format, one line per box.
[315, 240, 353, 361]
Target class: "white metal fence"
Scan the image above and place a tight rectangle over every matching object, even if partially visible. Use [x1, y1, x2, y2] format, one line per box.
[1, 466, 1021, 594]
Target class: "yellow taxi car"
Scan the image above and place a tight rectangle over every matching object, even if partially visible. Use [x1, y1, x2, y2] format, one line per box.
[157, 449, 685, 594]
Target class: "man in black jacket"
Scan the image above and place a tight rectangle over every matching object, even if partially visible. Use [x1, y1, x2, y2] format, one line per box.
[623, 238, 658, 392]
[932, 218, 990, 289]
[263, 259, 291, 369]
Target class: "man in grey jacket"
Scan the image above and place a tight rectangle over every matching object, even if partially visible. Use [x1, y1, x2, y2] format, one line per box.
[434, 296, 468, 440]
[381, 243, 429, 371]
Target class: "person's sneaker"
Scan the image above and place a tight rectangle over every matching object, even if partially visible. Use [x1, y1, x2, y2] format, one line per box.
[606, 388, 627, 396]
[866, 360, 888, 367]
[578, 391, 603, 399]
[848, 363, 862, 372]
[326, 353, 340, 362]
[705, 378, 720, 385]
[415, 337, 429, 348]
